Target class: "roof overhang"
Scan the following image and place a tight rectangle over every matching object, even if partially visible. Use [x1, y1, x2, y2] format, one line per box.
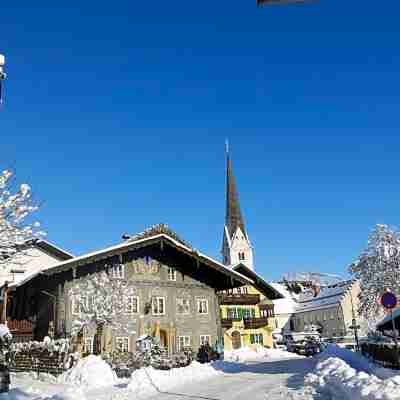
[231, 263, 283, 300]
[8, 233, 252, 290]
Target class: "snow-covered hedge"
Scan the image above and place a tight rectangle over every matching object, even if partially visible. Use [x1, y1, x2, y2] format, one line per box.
[11, 337, 70, 355]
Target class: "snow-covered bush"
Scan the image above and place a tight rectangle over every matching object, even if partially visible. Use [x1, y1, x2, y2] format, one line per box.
[0, 169, 45, 269]
[58, 355, 117, 389]
[68, 271, 137, 337]
[0, 325, 12, 366]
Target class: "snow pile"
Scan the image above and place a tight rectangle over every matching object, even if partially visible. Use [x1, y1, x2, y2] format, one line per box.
[58, 355, 116, 389]
[306, 356, 400, 400]
[224, 346, 302, 362]
[128, 361, 220, 398]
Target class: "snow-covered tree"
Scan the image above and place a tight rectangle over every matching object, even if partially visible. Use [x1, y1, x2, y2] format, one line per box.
[349, 224, 400, 324]
[0, 169, 44, 269]
[69, 270, 137, 337]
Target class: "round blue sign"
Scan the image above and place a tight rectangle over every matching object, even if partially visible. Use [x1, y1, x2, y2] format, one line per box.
[381, 292, 397, 309]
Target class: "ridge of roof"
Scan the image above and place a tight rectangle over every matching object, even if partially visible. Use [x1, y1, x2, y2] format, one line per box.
[8, 231, 253, 289]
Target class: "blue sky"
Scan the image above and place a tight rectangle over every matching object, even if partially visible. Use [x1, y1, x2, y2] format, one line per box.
[1, 1, 400, 281]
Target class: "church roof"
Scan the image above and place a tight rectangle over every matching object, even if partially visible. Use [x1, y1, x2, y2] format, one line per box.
[225, 154, 247, 239]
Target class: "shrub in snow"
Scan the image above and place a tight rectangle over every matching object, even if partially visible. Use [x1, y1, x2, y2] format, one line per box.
[58, 355, 116, 389]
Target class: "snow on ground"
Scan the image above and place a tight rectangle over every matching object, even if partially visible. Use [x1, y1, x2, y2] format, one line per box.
[127, 361, 221, 397]
[0, 349, 314, 400]
[303, 344, 400, 400]
[224, 346, 303, 362]
[9, 345, 400, 400]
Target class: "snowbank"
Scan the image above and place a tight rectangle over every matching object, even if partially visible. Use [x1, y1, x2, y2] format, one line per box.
[306, 356, 400, 400]
[58, 355, 116, 389]
[224, 346, 302, 362]
[128, 361, 220, 398]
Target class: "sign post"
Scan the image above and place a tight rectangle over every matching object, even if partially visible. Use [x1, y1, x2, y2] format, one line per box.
[380, 290, 398, 351]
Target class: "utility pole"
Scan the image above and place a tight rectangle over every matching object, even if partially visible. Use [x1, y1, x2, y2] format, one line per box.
[0, 54, 6, 104]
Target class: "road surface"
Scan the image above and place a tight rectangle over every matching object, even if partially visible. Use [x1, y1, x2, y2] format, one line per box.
[148, 357, 319, 400]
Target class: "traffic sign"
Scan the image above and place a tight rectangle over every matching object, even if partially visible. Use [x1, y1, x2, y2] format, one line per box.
[381, 292, 397, 310]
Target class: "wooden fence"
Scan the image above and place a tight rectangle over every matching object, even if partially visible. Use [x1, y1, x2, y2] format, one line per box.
[361, 342, 400, 370]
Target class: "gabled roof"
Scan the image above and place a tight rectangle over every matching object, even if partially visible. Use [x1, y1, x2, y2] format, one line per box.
[8, 228, 253, 291]
[225, 154, 247, 240]
[34, 239, 74, 261]
[294, 280, 355, 313]
[231, 263, 283, 300]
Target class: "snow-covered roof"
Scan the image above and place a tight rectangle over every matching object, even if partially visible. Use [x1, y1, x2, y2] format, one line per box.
[294, 280, 354, 314]
[1, 240, 73, 288]
[8, 231, 252, 290]
[270, 283, 297, 315]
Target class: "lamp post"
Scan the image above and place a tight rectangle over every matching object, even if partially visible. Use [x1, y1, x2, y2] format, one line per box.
[0, 54, 6, 104]
[349, 293, 360, 351]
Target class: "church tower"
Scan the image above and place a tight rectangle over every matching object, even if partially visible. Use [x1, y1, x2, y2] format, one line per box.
[221, 146, 254, 270]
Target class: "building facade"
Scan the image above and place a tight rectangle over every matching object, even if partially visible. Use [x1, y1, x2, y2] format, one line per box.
[5, 225, 251, 354]
[292, 280, 361, 339]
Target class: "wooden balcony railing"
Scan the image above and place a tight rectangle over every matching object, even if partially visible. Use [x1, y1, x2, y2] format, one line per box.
[221, 318, 233, 329]
[7, 320, 33, 334]
[243, 317, 269, 329]
[218, 293, 260, 305]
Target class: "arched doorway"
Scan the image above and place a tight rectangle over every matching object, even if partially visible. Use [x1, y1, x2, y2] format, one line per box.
[231, 331, 241, 350]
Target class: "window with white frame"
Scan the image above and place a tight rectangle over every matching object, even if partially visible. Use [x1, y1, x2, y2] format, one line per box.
[197, 299, 208, 314]
[72, 295, 88, 315]
[168, 267, 176, 281]
[109, 263, 125, 279]
[83, 337, 94, 354]
[250, 333, 263, 345]
[178, 336, 190, 350]
[200, 335, 211, 345]
[125, 296, 139, 314]
[152, 297, 166, 315]
[176, 298, 190, 314]
[116, 337, 130, 353]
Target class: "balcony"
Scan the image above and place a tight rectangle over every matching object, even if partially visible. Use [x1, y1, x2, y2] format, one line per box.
[221, 319, 233, 329]
[243, 317, 269, 329]
[218, 293, 260, 305]
[7, 320, 33, 334]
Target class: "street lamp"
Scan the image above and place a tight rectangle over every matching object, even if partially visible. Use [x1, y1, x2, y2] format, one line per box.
[0, 54, 6, 104]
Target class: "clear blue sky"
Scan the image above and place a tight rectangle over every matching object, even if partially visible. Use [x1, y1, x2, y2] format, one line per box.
[1, 1, 400, 281]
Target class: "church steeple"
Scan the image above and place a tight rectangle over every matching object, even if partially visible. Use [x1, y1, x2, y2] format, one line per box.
[222, 144, 254, 270]
[225, 151, 247, 241]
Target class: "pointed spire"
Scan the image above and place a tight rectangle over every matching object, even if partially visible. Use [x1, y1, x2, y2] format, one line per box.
[225, 146, 247, 240]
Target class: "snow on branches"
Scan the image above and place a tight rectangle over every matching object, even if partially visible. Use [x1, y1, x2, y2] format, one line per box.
[68, 270, 137, 337]
[349, 224, 400, 324]
[0, 169, 44, 269]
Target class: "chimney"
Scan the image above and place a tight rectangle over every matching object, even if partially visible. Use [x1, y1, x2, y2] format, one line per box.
[312, 284, 321, 297]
